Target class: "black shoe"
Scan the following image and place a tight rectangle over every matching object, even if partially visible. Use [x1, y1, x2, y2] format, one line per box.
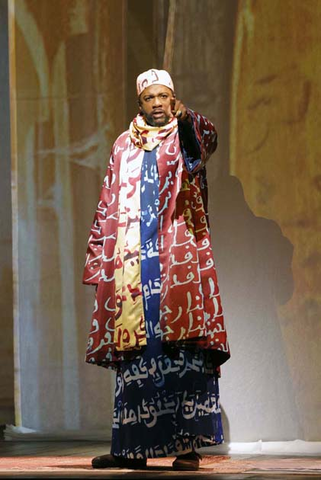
[172, 451, 202, 471]
[92, 453, 147, 469]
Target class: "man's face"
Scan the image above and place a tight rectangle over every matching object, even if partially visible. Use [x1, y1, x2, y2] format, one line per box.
[139, 84, 174, 127]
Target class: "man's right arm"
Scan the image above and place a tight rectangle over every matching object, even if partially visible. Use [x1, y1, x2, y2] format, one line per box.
[178, 109, 218, 174]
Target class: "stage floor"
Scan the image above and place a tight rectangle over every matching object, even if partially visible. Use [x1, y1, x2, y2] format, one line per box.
[1, 441, 321, 479]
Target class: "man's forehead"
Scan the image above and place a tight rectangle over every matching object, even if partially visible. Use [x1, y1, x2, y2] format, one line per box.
[141, 84, 173, 97]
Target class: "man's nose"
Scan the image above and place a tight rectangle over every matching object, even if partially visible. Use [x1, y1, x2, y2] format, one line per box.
[152, 96, 162, 107]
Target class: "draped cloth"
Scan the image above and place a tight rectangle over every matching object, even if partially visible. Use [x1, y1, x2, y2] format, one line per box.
[83, 111, 229, 458]
[110, 148, 223, 459]
[129, 113, 177, 151]
[83, 111, 230, 369]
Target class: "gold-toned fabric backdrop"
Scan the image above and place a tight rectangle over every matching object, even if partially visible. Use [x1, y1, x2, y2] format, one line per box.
[230, 0, 321, 441]
[0, 0, 14, 426]
[9, 0, 125, 433]
[2, 0, 321, 442]
[170, 0, 321, 441]
[169, 0, 299, 442]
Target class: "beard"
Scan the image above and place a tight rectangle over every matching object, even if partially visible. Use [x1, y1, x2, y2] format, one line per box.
[140, 109, 171, 127]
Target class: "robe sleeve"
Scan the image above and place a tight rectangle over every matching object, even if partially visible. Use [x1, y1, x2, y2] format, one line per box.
[82, 153, 115, 285]
[178, 109, 218, 173]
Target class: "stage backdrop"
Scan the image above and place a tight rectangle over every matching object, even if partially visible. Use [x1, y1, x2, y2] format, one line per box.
[0, 0, 14, 426]
[4, 0, 321, 444]
[8, 0, 126, 434]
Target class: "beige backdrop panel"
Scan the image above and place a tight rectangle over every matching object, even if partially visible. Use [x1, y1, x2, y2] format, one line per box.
[231, 0, 321, 440]
[0, 0, 14, 425]
[7, 0, 320, 443]
[9, 0, 125, 433]
[171, 0, 303, 441]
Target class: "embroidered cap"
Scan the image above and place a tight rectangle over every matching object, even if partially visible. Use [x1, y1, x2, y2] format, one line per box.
[136, 69, 174, 96]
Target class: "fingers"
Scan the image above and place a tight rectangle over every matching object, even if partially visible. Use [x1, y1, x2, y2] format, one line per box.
[173, 99, 189, 121]
[170, 97, 176, 113]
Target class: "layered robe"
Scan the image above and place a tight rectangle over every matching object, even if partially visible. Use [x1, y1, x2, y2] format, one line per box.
[83, 110, 230, 458]
[83, 111, 230, 370]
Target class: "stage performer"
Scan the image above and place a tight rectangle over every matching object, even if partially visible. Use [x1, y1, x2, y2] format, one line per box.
[83, 69, 230, 471]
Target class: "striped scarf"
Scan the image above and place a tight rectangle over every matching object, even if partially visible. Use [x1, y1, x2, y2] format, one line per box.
[129, 113, 177, 151]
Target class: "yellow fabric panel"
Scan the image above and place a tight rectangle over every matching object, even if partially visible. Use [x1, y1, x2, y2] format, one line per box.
[231, 0, 321, 439]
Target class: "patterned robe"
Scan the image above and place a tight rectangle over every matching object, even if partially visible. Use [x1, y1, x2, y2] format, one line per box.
[83, 111, 230, 370]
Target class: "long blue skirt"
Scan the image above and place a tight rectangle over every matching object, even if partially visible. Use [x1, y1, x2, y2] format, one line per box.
[110, 150, 223, 459]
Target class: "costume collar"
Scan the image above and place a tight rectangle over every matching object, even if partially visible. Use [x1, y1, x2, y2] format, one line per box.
[129, 114, 177, 151]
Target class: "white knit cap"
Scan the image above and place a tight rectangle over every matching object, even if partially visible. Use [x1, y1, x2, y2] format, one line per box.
[136, 69, 174, 96]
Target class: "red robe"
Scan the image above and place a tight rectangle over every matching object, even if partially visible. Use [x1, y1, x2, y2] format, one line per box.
[83, 111, 230, 369]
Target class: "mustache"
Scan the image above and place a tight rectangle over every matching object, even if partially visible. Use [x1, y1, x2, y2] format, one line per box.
[143, 111, 171, 126]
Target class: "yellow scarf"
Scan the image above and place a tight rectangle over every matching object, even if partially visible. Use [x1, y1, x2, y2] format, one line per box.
[129, 113, 177, 151]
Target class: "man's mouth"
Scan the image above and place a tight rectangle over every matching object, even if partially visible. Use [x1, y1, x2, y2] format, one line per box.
[152, 110, 165, 118]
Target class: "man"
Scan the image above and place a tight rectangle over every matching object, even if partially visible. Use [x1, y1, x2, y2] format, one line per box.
[83, 69, 230, 471]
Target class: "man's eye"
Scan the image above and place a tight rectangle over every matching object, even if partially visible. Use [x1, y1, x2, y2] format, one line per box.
[160, 94, 168, 99]
[145, 97, 152, 102]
